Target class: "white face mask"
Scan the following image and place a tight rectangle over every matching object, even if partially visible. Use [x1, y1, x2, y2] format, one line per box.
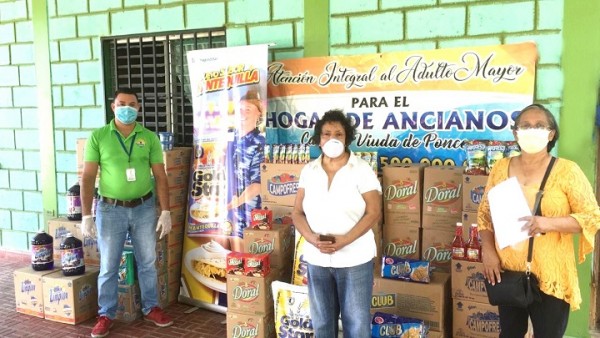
[516, 128, 551, 154]
[322, 139, 345, 158]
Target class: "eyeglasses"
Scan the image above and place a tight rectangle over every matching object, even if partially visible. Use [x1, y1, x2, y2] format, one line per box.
[515, 124, 553, 131]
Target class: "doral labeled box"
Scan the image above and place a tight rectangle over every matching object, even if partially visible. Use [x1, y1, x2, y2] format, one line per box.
[43, 267, 99, 325]
[371, 272, 451, 335]
[227, 310, 276, 338]
[243, 223, 294, 269]
[451, 259, 489, 304]
[382, 163, 427, 227]
[421, 228, 454, 273]
[453, 299, 500, 338]
[382, 224, 420, 260]
[259, 163, 303, 207]
[14, 266, 60, 318]
[462, 174, 488, 213]
[422, 166, 463, 230]
[116, 283, 141, 322]
[48, 218, 100, 266]
[226, 269, 278, 315]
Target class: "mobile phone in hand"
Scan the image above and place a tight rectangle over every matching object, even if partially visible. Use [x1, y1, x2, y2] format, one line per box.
[319, 234, 336, 243]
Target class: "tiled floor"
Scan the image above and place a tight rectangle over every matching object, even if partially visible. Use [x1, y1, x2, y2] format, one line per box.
[0, 250, 227, 338]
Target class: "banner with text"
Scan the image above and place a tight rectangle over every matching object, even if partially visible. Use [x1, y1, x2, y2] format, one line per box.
[181, 44, 268, 312]
[267, 42, 537, 167]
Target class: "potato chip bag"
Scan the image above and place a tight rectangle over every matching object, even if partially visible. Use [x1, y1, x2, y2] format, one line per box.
[486, 140, 506, 174]
[504, 141, 521, 158]
[464, 140, 487, 175]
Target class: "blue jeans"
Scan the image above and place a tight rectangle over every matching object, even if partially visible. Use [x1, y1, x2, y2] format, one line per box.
[307, 260, 373, 338]
[96, 196, 159, 318]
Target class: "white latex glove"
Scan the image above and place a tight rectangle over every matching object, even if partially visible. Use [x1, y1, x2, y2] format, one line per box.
[81, 215, 97, 239]
[156, 210, 172, 239]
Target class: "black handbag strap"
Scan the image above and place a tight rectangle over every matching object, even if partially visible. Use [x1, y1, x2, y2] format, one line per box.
[526, 156, 556, 267]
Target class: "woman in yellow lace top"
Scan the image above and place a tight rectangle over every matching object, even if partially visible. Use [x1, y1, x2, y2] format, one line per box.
[478, 103, 600, 338]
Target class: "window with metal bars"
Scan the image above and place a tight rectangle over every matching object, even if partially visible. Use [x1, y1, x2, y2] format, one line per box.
[101, 28, 226, 146]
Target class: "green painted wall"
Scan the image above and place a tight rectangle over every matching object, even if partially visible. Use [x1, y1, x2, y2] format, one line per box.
[562, 1, 600, 336]
[0, 0, 599, 335]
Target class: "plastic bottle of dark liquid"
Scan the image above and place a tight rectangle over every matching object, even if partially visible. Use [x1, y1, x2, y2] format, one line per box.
[67, 182, 82, 221]
[31, 230, 54, 271]
[60, 233, 85, 276]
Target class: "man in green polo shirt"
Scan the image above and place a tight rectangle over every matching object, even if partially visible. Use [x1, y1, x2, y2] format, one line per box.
[81, 88, 173, 338]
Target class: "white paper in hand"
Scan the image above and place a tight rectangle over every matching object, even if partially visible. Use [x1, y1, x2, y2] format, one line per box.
[487, 177, 531, 249]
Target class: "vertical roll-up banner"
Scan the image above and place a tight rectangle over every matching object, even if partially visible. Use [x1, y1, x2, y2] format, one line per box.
[181, 44, 268, 312]
[267, 42, 538, 166]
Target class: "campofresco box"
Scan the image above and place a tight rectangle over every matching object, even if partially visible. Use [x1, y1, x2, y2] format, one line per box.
[451, 259, 489, 304]
[453, 299, 500, 338]
[462, 174, 488, 213]
[259, 163, 303, 207]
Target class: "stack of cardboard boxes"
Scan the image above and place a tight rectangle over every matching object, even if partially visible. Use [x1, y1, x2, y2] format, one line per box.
[13, 140, 192, 325]
[377, 163, 456, 336]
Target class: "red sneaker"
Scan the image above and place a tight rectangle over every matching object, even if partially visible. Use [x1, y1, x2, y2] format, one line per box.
[144, 307, 174, 327]
[91, 316, 113, 338]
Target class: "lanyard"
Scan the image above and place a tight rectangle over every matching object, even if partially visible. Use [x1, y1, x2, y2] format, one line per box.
[115, 131, 137, 163]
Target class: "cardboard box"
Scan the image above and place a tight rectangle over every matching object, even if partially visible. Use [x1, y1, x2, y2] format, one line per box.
[227, 310, 276, 338]
[421, 228, 454, 273]
[382, 163, 427, 227]
[158, 271, 168, 308]
[170, 206, 187, 228]
[118, 251, 136, 285]
[166, 167, 190, 188]
[226, 270, 277, 315]
[14, 266, 60, 318]
[48, 218, 100, 266]
[371, 272, 450, 334]
[462, 211, 478, 229]
[453, 299, 500, 338]
[167, 242, 183, 269]
[116, 283, 141, 322]
[422, 166, 463, 230]
[462, 174, 488, 213]
[168, 280, 180, 304]
[168, 186, 188, 209]
[382, 224, 420, 260]
[262, 202, 293, 225]
[259, 163, 303, 207]
[167, 225, 184, 247]
[168, 266, 181, 285]
[243, 223, 294, 269]
[42, 267, 99, 325]
[451, 259, 489, 304]
[163, 147, 192, 170]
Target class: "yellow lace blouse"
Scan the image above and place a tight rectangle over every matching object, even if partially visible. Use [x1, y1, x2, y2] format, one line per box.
[478, 157, 600, 310]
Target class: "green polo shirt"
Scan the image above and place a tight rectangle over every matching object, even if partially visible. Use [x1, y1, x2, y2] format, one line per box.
[84, 120, 164, 200]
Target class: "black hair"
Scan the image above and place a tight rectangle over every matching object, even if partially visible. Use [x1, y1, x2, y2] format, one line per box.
[513, 103, 559, 152]
[114, 88, 140, 103]
[310, 109, 356, 149]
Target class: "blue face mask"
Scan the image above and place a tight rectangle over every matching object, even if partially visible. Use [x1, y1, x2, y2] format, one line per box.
[115, 106, 138, 125]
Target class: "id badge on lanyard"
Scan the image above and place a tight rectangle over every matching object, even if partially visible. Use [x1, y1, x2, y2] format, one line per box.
[116, 131, 137, 182]
[126, 168, 136, 181]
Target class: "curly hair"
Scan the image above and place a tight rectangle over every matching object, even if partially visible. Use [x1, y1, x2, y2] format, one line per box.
[309, 109, 356, 149]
